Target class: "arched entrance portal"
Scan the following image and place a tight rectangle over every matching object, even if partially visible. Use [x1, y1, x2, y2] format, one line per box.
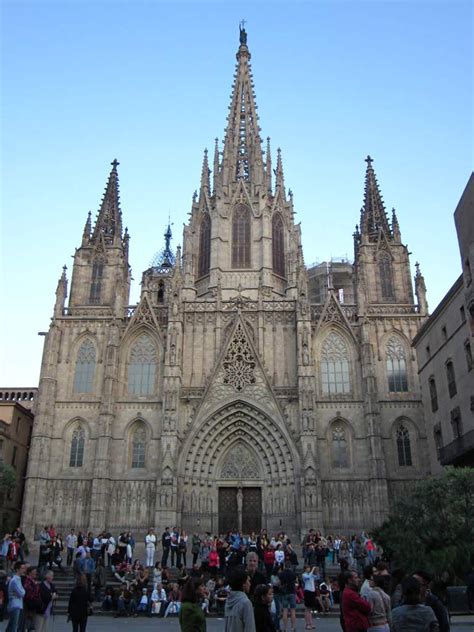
[178, 401, 300, 535]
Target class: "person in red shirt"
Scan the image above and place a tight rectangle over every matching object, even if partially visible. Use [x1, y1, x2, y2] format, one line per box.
[341, 570, 371, 632]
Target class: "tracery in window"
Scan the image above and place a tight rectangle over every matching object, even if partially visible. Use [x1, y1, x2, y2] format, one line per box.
[231, 205, 251, 268]
[127, 334, 157, 395]
[198, 213, 211, 278]
[378, 252, 394, 299]
[321, 332, 350, 394]
[70, 427, 85, 467]
[386, 337, 408, 392]
[131, 424, 146, 468]
[73, 339, 96, 394]
[332, 423, 349, 468]
[272, 213, 285, 277]
[396, 424, 412, 466]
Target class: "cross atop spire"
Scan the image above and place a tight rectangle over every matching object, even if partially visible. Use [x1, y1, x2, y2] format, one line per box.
[91, 159, 123, 245]
[360, 155, 391, 239]
[221, 24, 264, 186]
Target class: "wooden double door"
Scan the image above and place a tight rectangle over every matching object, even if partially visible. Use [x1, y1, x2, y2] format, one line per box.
[218, 487, 262, 534]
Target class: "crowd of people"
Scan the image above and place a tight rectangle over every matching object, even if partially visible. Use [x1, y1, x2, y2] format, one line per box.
[0, 523, 469, 632]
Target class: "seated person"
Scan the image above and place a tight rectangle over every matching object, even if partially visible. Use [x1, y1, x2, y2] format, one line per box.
[163, 583, 181, 617]
[214, 579, 229, 616]
[150, 584, 167, 615]
[318, 581, 331, 613]
[136, 588, 149, 615]
[102, 586, 117, 611]
[115, 587, 137, 617]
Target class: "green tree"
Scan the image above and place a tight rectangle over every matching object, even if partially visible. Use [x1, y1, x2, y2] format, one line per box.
[374, 467, 474, 582]
[0, 462, 16, 494]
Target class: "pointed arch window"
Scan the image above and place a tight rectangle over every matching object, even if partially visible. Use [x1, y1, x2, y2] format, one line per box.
[89, 261, 104, 304]
[386, 337, 408, 392]
[272, 213, 285, 277]
[127, 334, 157, 396]
[232, 205, 251, 268]
[73, 339, 96, 393]
[321, 332, 350, 394]
[396, 424, 412, 466]
[332, 423, 349, 468]
[198, 213, 211, 278]
[378, 252, 394, 300]
[131, 424, 146, 468]
[69, 427, 85, 467]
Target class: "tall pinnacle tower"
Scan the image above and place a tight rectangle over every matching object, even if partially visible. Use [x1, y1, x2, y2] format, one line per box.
[221, 24, 265, 186]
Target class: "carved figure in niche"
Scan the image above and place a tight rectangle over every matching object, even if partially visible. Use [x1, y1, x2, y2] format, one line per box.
[302, 344, 310, 366]
[170, 344, 176, 365]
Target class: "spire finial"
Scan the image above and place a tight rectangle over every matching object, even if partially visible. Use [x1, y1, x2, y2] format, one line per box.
[200, 148, 210, 192]
[111, 158, 119, 169]
[365, 155, 373, 168]
[275, 147, 285, 191]
[213, 138, 220, 193]
[239, 20, 247, 45]
[266, 137, 272, 193]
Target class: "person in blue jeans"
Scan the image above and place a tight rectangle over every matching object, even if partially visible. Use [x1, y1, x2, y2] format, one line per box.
[278, 562, 297, 632]
[6, 561, 27, 632]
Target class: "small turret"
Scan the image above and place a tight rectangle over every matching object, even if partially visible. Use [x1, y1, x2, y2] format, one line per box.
[200, 148, 210, 195]
[391, 207, 401, 242]
[213, 138, 220, 194]
[82, 211, 92, 246]
[415, 262, 428, 315]
[54, 265, 68, 317]
[275, 147, 285, 193]
[266, 137, 272, 193]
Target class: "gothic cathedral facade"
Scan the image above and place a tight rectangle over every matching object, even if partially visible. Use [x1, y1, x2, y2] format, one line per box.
[22, 29, 432, 539]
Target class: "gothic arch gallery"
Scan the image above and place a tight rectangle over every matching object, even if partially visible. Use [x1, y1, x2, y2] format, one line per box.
[22, 28, 431, 538]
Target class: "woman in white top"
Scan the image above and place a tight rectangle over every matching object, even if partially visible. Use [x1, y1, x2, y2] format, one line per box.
[145, 528, 157, 567]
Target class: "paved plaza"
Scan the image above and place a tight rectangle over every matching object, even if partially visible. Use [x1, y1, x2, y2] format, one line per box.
[2, 614, 470, 632]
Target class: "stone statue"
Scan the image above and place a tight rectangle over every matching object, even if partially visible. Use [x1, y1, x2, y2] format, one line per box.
[237, 487, 243, 532]
[239, 23, 247, 45]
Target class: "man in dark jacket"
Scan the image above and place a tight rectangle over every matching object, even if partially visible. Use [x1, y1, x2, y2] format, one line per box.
[341, 570, 371, 632]
[161, 528, 171, 567]
[413, 571, 450, 632]
[245, 552, 266, 602]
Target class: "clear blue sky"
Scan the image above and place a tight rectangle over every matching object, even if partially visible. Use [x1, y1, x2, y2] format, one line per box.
[1, 0, 472, 385]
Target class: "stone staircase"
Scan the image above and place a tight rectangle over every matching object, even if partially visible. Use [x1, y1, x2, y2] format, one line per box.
[46, 560, 341, 617]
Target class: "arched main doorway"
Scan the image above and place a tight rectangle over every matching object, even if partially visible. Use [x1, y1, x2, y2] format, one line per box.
[178, 400, 300, 535]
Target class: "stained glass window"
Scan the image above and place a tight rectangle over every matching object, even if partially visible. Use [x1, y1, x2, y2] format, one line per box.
[131, 425, 146, 468]
[321, 333, 350, 394]
[272, 213, 285, 277]
[332, 424, 349, 468]
[379, 252, 394, 299]
[232, 205, 251, 268]
[73, 339, 96, 393]
[128, 334, 157, 395]
[70, 427, 85, 467]
[198, 213, 211, 278]
[396, 424, 412, 466]
[386, 337, 408, 392]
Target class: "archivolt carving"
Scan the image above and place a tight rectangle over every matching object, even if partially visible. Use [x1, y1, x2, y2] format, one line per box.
[183, 402, 297, 486]
[221, 443, 260, 479]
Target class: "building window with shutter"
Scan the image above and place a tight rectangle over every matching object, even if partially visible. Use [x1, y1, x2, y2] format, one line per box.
[446, 360, 457, 398]
[429, 377, 438, 412]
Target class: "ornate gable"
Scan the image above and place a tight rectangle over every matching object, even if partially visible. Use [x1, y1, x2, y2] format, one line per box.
[124, 292, 162, 339]
[194, 315, 282, 422]
[316, 291, 356, 341]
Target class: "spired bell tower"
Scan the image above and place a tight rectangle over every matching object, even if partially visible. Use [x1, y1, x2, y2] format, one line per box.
[181, 24, 305, 303]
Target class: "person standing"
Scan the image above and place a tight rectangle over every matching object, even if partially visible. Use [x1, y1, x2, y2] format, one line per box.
[66, 530, 77, 567]
[178, 577, 207, 632]
[245, 552, 266, 601]
[6, 562, 26, 632]
[279, 561, 297, 632]
[225, 569, 256, 632]
[366, 574, 391, 632]
[145, 529, 157, 568]
[161, 528, 171, 567]
[36, 570, 58, 632]
[391, 577, 438, 632]
[68, 574, 91, 632]
[253, 584, 276, 632]
[341, 570, 371, 632]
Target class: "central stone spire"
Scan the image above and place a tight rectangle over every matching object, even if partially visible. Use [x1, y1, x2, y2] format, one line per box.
[221, 25, 265, 186]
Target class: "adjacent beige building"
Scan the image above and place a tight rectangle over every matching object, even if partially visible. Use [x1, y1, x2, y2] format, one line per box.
[0, 390, 36, 531]
[413, 175, 474, 471]
[22, 29, 432, 539]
